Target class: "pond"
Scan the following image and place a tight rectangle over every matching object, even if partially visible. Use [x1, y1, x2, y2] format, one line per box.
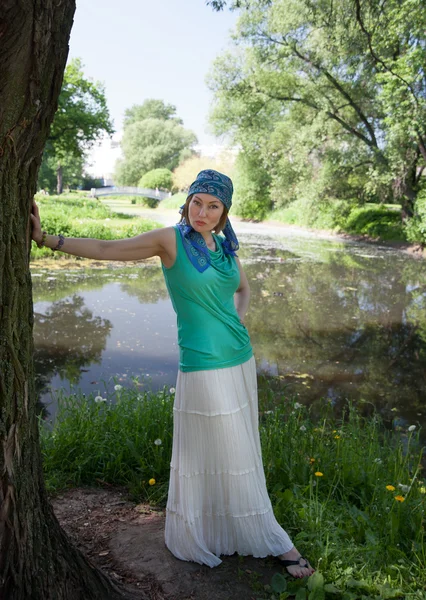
[32, 223, 426, 433]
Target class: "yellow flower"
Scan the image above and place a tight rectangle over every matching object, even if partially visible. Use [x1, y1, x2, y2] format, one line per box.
[334, 435, 341, 439]
[309, 458, 315, 463]
[148, 478, 156, 486]
[394, 495, 405, 502]
[386, 485, 396, 491]
[420, 486, 426, 494]
[332, 430, 337, 433]
[315, 472, 324, 477]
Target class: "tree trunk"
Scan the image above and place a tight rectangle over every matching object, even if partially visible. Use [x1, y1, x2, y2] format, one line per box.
[0, 3, 140, 599]
[56, 163, 63, 195]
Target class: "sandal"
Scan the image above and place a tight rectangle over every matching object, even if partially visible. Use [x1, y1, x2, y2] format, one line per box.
[277, 555, 313, 577]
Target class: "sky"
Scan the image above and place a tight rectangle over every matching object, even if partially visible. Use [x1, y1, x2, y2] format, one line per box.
[68, 0, 238, 174]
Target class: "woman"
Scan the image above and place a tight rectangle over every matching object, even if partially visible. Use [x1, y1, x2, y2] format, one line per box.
[31, 169, 314, 577]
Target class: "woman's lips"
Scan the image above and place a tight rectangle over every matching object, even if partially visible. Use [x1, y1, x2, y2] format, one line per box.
[195, 220, 206, 225]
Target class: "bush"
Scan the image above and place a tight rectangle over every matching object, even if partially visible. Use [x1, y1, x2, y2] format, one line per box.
[139, 168, 173, 191]
[404, 188, 426, 244]
[344, 205, 405, 240]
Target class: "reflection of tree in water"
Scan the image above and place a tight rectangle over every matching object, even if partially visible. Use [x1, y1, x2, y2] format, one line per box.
[244, 256, 426, 424]
[34, 295, 112, 414]
[118, 265, 168, 304]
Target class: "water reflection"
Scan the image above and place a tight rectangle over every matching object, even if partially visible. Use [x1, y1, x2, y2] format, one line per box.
[32, 232, 426, 430]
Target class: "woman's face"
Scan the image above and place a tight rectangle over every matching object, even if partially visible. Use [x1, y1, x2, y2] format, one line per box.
[188, 193, 224, 233]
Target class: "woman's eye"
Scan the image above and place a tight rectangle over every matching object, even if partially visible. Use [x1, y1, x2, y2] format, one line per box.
[210, 205, 219, 209]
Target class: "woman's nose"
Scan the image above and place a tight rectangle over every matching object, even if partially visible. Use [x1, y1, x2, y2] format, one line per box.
[198, 205, 206, 217]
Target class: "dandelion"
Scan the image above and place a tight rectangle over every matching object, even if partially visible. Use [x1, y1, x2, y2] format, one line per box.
[315, 472, 324, 477]
[309, 458, 315, 464]
[386, 485, 396, 491]
[94, 396, 103, 403]
[398, 483, 410, 493]
[394, 495, 405, 502]
[299, 425, 307, 432]
[332, 430, 337, 433]
[391, 407, 398, 412]
[169, 387, 176, 394]
[265, 410, 274, 415]
[148, 478, 156, 486]
[154, 439, 162, 446]
[373, 458, 383, 464]
[408, 425, 416, 432]
[294, 402, 302, 409]
[114, 384, 123, 391]
[420, 487, 426, 494]
[334, 435, 341, 439]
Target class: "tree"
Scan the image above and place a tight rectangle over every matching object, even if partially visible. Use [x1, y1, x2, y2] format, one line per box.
[172, 153, 236, 191]
[115, 100, 197, 186]
[0, 2, 141, 598]
[209, 0, 426, 219]
[124, 99, 183, 127]
[42, 57, 113, 194]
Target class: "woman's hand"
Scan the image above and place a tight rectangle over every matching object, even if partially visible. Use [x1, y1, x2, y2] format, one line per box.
[30, 201, 43, 245]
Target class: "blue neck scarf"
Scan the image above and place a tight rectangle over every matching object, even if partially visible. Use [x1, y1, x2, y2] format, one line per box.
[176, 169, 239, 273]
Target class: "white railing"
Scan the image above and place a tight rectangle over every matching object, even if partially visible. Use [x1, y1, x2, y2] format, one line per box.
[91, 186, 171, 201]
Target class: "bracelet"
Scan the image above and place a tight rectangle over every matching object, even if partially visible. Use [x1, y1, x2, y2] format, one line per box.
[52, 234, 65, 252]
[36, 231, 47, 248]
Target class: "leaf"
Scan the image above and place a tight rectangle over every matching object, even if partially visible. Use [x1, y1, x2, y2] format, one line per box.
[307, 571, 325, 591]
[308, 588, 325, 600]
[295, 588, 307, 600]
[271, 573, 288, 594]
[323, 583, 342, 595]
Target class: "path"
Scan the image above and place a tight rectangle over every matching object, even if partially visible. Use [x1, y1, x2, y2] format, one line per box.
[52, 487, 289, 600]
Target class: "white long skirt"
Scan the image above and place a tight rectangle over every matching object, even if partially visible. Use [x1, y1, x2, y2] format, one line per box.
[165, 356, 294, 567]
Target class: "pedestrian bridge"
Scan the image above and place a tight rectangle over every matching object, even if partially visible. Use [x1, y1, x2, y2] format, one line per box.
[91, 186, 171, 201]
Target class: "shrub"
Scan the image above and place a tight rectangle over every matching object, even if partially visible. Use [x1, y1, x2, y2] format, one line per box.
[139, 169, 173, 192]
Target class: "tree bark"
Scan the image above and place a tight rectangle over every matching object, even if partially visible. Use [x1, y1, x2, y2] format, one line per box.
[0, 2, 141, 598]
[56, 163, 63, 195]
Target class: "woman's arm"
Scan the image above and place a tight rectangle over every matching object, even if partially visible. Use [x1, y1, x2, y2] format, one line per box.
[30, 200, 175, 262]
[234, 257, 250, 323]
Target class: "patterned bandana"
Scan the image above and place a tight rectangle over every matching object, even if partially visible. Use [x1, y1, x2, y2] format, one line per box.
[177, 169, 240, 273]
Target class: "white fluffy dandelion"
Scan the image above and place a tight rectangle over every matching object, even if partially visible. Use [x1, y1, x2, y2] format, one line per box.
[299, 425, 307, 432]
[94, 396, 103, 403]
[154, 439, 162, 446]
[294, 402, 303, 409]
[169, 387, 176, 394]
[114, 384, 123, 391]
[408, 425, 416, 432]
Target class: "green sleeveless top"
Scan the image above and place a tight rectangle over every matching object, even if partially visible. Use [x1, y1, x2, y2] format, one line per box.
[162, 226, 253, 372]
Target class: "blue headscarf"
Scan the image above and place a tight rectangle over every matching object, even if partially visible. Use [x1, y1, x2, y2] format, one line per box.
[177, 169, 239, 273]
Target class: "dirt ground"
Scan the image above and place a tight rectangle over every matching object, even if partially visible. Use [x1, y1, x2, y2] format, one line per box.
[51, 486, 288, 600]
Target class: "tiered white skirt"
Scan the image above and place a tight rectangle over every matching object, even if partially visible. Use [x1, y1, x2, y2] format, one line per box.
[165, 356, 294, 567]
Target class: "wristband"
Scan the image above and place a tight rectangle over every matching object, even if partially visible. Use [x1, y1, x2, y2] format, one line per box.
[36, 231, 47, 248]
[52, 234, 65, 252]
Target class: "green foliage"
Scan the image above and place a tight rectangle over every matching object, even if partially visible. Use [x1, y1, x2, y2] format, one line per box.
[209, 0, 426, 220]
[124, 99, 183, 128]
[233, 150, 272, 220]
[139, 168, 173, 191]
[38, 152, 85, 193]
[40, 386, 426, 597]
[159, 192, 187, 210]
[31, 194, 161, 261]
[39, 58, 113, 192]
[115, 99, 197, 186]
[39, 385, 175, 503]
[344, 206, 405, 240]
[404, 188, 426, 244]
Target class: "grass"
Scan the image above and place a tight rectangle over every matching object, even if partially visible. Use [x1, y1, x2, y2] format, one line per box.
[39, 382, 426, 599]
[31, 192, 162, 261]
[159, 192, 186, 210]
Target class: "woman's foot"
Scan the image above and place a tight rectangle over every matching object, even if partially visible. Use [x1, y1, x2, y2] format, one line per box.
[277, 546, 315, 578]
